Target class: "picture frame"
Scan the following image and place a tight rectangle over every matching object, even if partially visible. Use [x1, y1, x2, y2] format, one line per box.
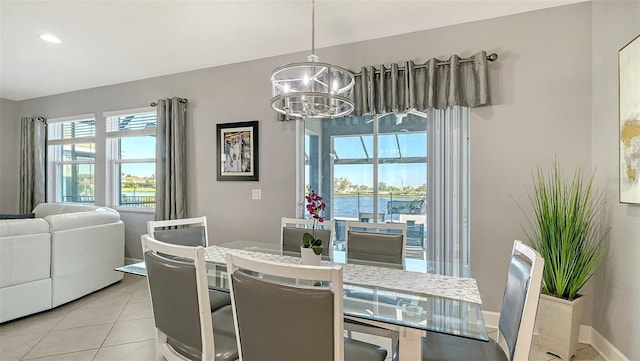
[216, 121, 259, 181]
[619, 34, 640, 204]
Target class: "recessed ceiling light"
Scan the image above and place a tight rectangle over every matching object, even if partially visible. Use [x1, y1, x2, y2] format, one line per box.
[40, 34, 62, 44]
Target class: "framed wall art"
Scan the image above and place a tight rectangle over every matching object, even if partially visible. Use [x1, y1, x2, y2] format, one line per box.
[216, 121, 259, 181]
[619, 34, 640, 204]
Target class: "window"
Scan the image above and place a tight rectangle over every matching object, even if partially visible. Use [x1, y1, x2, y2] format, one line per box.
[298, 107, 469, 275]
[48, 114, 96, 204]
[105, 107, 156, 209]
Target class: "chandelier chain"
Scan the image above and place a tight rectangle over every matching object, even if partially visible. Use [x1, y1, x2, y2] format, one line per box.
[311, 0, 315, 55]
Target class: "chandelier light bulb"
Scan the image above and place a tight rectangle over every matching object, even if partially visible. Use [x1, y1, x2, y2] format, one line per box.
[303, 74, 310, 85]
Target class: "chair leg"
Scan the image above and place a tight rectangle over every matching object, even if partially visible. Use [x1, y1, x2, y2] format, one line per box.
[345, 319, 399, 360]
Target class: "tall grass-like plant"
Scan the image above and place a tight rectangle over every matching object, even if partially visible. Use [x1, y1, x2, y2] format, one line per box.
[524, 160, 608, 301]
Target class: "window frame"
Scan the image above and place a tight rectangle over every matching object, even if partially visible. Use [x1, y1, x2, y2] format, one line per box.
[47, 113, 97, 204]
[104, 107, 156, 213]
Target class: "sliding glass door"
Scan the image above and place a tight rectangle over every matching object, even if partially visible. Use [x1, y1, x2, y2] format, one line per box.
[297, 107, 469, 275]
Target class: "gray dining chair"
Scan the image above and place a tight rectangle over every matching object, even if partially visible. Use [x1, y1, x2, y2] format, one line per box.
[345, 220, 407, 270]
[422, 240, 544, 361]
[147, 216, 209, 247]
[280, 217, 335, 259]
[343, 221, 407, 360]
[225, 251, 388, 361]
[147, 217, 231, 311]
[141, 234, 238, 361]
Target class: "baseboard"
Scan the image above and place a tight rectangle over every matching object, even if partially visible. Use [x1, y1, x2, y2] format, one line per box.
[482, 310, 628, 361]
[589, 327, 630, 361]
[124, 257, 142, 265]
[481, 310, 499, 329]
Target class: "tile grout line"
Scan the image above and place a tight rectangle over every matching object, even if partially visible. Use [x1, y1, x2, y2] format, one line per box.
[22, 348, 100, 361]
[19, 323, 115, 361]
[91, 278, 152, 358]
[92, 297, 131, 361]
[18, 299, 80, 361]
[18, 283, 136, 361]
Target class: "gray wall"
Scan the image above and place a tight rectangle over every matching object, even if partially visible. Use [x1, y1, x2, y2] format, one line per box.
[11, 0, 611, 335]
[591, 1, 640, 359]
[462, 3, 594, 322]
[0, 98, 19, 213]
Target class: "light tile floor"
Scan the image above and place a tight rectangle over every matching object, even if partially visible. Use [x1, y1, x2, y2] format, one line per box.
[0, 274, 605, 361]
[486, 329, 605, 361]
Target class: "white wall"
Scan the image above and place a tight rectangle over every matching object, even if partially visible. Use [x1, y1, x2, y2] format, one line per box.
[591, 1, 640, 359]
[13, 1, 595, 321]
[0, 98, 19, 213]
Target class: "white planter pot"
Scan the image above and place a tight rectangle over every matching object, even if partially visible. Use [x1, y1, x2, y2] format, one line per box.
[536, 293, 585, 361]
[300, 246, 321, 266]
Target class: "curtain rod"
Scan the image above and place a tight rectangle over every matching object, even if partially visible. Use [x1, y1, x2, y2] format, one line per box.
[150, 98, 188, 107]
[354, 53, 498, 76]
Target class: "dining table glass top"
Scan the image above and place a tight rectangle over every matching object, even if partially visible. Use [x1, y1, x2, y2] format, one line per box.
[206, 240, 488, 342]
[117, 240, 488, 342]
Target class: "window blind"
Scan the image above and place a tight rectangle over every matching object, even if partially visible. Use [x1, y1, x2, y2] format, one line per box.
[48, 116, 96, 145]
[106, 111, 156, 138]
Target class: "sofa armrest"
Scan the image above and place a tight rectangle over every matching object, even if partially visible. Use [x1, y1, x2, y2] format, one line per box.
[46, 209, 121, 232]
[0, 218, 50, 237]
[33, 203, 101, 218]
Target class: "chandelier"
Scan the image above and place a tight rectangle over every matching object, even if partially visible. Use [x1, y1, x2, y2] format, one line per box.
[270, 0, 355, 119]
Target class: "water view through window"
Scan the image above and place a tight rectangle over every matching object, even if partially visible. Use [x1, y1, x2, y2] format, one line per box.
[305, 113, 428, 258]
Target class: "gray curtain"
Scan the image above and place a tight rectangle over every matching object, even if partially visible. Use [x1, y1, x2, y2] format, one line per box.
[353, 51, 490, 116]
[155, 97, 187, 221]
[19, 117, 47, 213]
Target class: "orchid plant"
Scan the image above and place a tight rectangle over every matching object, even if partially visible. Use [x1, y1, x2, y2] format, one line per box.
[304, 190, 326, 255]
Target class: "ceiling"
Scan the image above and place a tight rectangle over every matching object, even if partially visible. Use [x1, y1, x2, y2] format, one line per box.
[1, 0, 586, 101]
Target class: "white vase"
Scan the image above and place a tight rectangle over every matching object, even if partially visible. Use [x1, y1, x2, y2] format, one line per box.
[300, 246, 321, 266]
[536, 293, 585, 361]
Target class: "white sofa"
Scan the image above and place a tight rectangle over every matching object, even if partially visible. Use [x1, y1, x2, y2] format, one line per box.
[0, 203, 125, 323]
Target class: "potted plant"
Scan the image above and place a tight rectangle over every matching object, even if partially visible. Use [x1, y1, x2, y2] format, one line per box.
[301, 190, 325, 265]
[523, 159, 608, 360]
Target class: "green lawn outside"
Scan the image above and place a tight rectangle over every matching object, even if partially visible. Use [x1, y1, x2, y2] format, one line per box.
[121, 188, 156, 193]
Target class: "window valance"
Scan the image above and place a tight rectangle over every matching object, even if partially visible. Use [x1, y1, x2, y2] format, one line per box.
[353, 51, 491, 116]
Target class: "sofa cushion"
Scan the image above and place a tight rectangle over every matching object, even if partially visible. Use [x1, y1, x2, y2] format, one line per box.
[0, 218, 50, 237]
[0, 213, 36, 220]
[0, 278, 52, 323]
[0, 232, 51, 287]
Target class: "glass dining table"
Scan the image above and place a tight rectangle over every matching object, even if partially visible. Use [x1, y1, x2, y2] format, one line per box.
[117, 240, 488, 360]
